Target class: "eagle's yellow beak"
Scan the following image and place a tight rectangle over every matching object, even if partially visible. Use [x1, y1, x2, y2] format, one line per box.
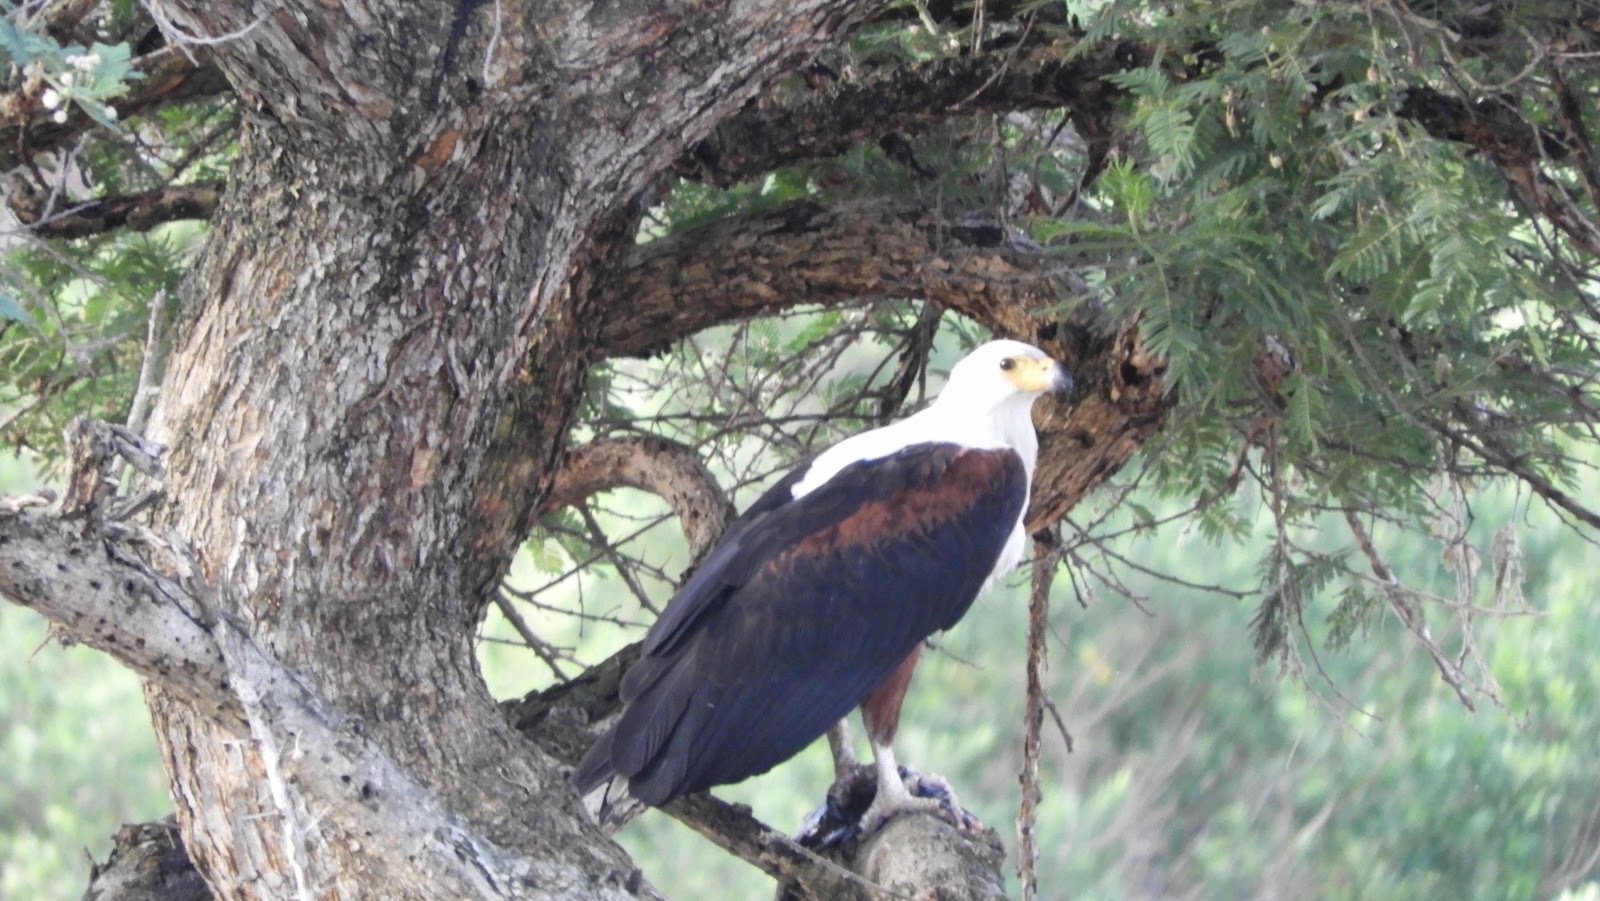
[1005, 356, 1072, 395]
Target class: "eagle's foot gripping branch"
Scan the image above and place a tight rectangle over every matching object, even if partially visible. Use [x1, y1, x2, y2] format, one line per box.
[798, 763, 983, 849]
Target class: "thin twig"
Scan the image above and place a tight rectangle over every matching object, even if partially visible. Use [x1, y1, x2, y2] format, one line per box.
[1342, 508, 1477, 711]
[577, 501, 661, 615]
[491, 590, 570, 680]
[123, 288, 166, 438]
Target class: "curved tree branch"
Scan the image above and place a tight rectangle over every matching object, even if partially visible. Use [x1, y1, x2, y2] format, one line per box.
[681, 39, 1138, 187]
[539, 435, 736, 557]
[13, 179, 224, 239]
[601, 196, 1076, 359]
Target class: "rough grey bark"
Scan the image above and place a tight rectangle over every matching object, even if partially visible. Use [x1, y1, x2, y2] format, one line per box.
[58, 0, 890, 897]
[81, 819, 210, 901]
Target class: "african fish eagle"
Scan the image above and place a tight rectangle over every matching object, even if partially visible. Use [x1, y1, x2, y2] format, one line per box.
[576, 339, 1071, 830]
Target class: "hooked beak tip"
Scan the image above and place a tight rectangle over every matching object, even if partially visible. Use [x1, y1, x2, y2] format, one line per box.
[1050, 364, 1073, 395]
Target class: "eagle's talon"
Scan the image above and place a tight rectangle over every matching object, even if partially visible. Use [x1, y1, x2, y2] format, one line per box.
[860, 765, 984, 835]
[858, 789, 946, 834]
[799, 762, 982, 847]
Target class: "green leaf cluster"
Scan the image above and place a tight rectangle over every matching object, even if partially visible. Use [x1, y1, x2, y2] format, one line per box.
[0, 2, 138, 126]
[1015, 0, 1600, 655]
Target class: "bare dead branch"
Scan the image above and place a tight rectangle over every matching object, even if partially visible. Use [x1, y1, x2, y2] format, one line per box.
[0, 507, 241, 728]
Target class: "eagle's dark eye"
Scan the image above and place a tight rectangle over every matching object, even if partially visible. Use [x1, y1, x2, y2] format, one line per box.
[999, 358, 1016, 371]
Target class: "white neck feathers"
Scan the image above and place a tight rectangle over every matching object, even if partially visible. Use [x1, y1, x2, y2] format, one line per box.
[791, 391, 1038, 500]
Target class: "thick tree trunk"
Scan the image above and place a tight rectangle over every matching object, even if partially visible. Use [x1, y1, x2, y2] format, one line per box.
[146, 82, 542, 901]
[117, 0, 884, 897]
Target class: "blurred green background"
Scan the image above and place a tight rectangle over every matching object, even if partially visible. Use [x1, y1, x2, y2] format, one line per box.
[9, 445, 1597, 900]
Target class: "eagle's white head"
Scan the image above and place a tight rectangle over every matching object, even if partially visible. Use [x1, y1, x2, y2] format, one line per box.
[934, 339, 1072, 412]
[925, 339, 1070, 475]
[791, 339, 1071, 499]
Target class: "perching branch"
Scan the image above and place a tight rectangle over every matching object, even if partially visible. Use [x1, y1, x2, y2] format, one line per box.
[777, 815, 1008, 901]
[665, 793, 921, 901]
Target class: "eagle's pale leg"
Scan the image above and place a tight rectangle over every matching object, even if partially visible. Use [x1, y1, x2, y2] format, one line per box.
[859, 737, 946, 833]
[827, 718, 858, 776]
